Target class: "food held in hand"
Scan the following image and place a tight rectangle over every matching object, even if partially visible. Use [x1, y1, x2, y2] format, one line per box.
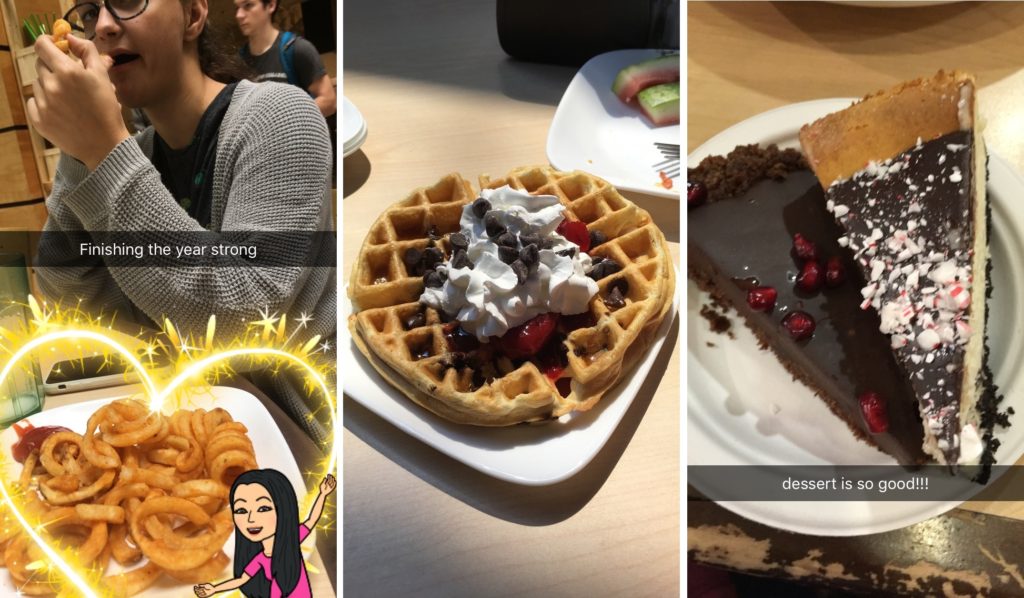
[349, 166, 675, 425]
[1, 400, 259, 595]
[51, 18, 71, 53]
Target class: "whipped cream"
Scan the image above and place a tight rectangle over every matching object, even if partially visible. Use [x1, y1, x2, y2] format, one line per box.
[420, 186, 599, 341]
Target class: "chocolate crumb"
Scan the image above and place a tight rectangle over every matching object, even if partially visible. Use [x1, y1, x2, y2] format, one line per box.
[688, 144, 806, 203]
[700, 304, 733, 337]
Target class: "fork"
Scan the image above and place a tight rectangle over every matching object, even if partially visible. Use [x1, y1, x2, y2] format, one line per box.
[653, 142, 680, 180]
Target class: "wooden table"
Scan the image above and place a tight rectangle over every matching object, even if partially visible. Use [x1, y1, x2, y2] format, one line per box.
[342, 1, 680, 595]
[689, 2, 1024, 594]
[23, 344, 336, 595]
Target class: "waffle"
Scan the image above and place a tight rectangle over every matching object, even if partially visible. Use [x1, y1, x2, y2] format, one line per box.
[349, 166, 675, 425]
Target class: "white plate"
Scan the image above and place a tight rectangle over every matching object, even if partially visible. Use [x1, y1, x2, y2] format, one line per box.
[343, 96, 368, 157]
[343, 286, 679, 486]
[547, 49, 680, 199]
[687, 99, 1024, 536]
[0, 387, 309, 594]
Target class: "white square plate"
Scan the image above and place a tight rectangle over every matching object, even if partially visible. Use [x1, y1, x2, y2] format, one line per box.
[547, 49, 680, 199]
[343, 287, 679, 486]
[0, 386, 309, 595]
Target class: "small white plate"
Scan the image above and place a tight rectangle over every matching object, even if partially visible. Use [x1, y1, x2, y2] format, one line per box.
[687, 99, 1024, 536]
[548, 49, 680, 199]
[0, 387, 310, 594]
[343, 96, 368, 158]
[343, 286, 679, 486]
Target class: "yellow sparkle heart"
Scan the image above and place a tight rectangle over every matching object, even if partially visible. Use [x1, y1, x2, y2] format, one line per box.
[0, 328, 337, 596]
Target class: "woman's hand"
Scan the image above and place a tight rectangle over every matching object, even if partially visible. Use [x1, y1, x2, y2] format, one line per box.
[26, 34, 130, 170]
[320, 473, 337, 496]
[194, 583, 215, 597]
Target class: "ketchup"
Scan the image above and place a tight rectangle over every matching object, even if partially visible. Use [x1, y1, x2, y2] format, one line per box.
[11, 424, 71, 463]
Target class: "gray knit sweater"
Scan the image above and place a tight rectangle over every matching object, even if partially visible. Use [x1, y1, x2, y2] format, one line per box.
[35, 80, 335, 442]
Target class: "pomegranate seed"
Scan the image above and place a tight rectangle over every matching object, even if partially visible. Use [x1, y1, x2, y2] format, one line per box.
[825, 256, 846, 288]
[746, 286, 777, 312]
[687, 181, 708, 208]
[796, 260, 824, 293]
[858, 391, 889, 434]
[792, 233, 819, 263]
[781, 311, 815, 341]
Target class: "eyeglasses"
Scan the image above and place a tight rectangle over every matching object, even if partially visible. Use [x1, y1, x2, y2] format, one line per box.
[62, 0, 149, 40]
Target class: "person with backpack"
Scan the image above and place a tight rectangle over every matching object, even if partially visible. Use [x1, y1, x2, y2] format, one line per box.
[28, 0, 336, 446]
[235, 0, 336, 119]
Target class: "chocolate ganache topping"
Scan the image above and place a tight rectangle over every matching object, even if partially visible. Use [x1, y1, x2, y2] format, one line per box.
[825, 130, 980, 465]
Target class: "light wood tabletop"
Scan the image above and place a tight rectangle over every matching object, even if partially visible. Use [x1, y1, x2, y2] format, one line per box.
[342, 1, 680, 596]
[689, 2, 1024, 594]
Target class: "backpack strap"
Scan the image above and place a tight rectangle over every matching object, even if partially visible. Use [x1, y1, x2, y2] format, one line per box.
[279, 31, 299, 87]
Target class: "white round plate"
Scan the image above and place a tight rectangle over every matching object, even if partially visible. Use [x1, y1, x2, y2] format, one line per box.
[687, 99, 1024, 536]
[547, 49, 680, 199]
[343, 96, 368, 157]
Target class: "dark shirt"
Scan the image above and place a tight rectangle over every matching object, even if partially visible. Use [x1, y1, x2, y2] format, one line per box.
[151, 82, 237, 228]
[243, 32, 327, 90]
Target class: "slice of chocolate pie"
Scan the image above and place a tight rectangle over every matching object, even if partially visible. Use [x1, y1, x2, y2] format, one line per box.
[799, 71, 999, 467]
[688, 146, 930, 465]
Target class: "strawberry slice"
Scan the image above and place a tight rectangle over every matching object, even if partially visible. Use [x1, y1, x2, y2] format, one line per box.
[500, 313, 560, 359]
[556, 219, 590, 252]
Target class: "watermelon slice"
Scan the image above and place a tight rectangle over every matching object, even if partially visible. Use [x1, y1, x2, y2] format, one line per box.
[612, 54, 680, 103]
[637, 82, 679, 126]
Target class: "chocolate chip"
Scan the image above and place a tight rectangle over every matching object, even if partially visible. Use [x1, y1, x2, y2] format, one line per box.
[471, 369, 487, 390]
[573, 346, 588, 357]
[423, 246, 444, 268]
[511, 260, 528, 284]
[423, 269, 445, 288]
[589, 230, 607, 248]
[484, 212, 506, 237]
[519, 244, 539, 266]
[498, 245, 519, 264]
[519, 233, 541, 248]
[403, 247, 422, 269]
[451, 249, 474, 270]
[557, 248, 577, 258]
[472, 198, 491, 219]
[497, 232, 518, 248]
[427, 225, 440, 240]
[540, 238, 556, 250]
[405, 311, 427, 330]
[603, 286, 626, 310]
[589, 258, 622, 281]
[608, 277, 629, 297]
[449, 232, 469, 252]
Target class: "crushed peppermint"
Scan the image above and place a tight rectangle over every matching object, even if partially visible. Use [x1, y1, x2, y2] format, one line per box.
[824, 130, 979, 466]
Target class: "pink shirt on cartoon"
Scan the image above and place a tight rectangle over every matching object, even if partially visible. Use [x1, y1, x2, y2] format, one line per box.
[243, 524, 312, 598]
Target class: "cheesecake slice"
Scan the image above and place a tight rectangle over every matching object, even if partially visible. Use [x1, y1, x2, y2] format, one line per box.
[799, 71, 998, 467]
